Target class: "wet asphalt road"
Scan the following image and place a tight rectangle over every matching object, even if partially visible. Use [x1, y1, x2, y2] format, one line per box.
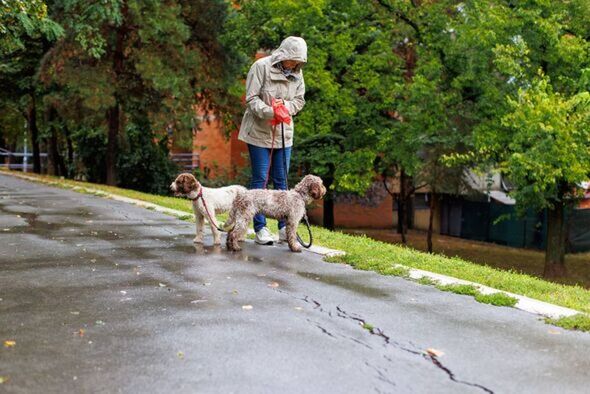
[1, 173, 590, 394]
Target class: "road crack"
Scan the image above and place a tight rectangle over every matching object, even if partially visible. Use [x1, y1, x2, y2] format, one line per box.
[271, 287, 494, 394]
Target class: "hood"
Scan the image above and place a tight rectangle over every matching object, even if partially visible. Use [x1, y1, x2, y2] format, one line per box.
[271, 36, 307, 66]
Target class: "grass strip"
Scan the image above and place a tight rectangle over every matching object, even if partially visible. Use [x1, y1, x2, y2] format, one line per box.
[546, 314, 590, 332]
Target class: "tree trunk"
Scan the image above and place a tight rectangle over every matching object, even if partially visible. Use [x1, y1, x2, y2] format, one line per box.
[543, 202, 568, 278]
[105, 12, 126, 185]
[63, 124, 74, 177]
[427, 191, 436, 253]
[398, 170, 408, 244]
[323, 173, 335, 230]
[27, 96, 41, 174]
[47, 106, 65, 176]
[105, 104, 119, 185]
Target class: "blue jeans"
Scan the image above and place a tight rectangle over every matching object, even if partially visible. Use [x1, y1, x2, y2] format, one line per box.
[247, 144, 292, 232]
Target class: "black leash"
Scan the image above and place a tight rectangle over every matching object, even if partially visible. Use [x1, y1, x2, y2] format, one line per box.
[281, 122, 313, 248]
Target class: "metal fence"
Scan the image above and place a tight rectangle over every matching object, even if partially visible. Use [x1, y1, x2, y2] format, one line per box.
[170, 152, 200, 172]
[0, 148, 48, 172]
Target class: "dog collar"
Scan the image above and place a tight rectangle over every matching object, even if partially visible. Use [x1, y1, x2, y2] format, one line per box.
[188, 190, 202, 201]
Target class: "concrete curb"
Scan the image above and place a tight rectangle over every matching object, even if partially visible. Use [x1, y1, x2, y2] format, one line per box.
[401, 266, 580, 319]
[1, 170, 582, 319]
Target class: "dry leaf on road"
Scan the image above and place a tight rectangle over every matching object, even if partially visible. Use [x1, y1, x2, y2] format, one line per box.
[242, 305, 253, 310]
[426, 348, 444, 357]
[268, 282, 280, 288]
[3, 340, 16, 348]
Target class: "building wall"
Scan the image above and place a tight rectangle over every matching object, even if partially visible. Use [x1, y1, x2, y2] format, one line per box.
[191, 109, 248, 179]
[308, 194, 441, 231]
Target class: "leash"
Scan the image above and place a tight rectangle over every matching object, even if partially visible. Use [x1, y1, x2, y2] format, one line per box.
[191, 189, 226, 232]
[279, 121, 313, 248]
[262, 125, 276, 190]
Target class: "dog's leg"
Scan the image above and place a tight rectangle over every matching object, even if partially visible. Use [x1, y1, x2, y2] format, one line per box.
[226, 226, 242, 251]
[286, 219, 302, 253]
[227, 214, 249, 251]
[193, 210, 204, 244]
[209, 215, 222, 245]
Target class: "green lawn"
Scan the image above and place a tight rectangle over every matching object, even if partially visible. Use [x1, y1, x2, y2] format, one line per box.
[4, 170, 589, 331]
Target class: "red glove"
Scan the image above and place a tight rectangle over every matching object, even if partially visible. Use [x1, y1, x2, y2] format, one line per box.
[270, 98, 291, 125]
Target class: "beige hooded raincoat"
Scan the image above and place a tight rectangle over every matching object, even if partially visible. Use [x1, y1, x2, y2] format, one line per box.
[238, 36, 307, 148]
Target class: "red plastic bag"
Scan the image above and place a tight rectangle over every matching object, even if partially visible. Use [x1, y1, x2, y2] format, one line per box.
[270, 98, 291, 125]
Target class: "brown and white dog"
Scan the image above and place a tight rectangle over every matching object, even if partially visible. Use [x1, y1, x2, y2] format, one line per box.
[170, 173, 247, 245]
[225, 175, 326, 253]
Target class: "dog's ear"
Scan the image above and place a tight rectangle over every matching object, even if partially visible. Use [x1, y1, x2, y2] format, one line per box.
[310, 182, 324, 200]
[179, 174, 199, 194]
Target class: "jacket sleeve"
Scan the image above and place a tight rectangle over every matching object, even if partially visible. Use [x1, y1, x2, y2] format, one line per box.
[245, 62, 275, 120]
[285, 75, 305, 116]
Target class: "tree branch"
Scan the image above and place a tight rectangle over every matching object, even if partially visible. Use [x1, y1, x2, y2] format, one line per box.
[375, 0, 421, 41]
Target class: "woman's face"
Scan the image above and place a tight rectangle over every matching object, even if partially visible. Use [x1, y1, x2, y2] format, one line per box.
[282, 60, 302, 70]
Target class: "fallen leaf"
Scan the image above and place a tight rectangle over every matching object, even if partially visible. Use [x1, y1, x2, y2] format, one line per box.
[0, 376, 8, 384]
[190, 299, 207, 304]
[120, 290, 127, 295]
[232, 290, 238, 295]
[159, 283, 166, 287]
[294, 307, 303, 311]
[70, 311, 80, 315]
[268, 282, 280, 288]
[242, 305, 253, 310]
[547, 329, 561, 335]
[3, 340, 15, 348]
[426, 348, 444, 357]
[76, 329, 85, 337]
[95, 320, 105, 326]
[177, 351, 185, 359]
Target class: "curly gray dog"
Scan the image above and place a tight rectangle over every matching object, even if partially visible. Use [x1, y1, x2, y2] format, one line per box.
[225, 175, 326, 253]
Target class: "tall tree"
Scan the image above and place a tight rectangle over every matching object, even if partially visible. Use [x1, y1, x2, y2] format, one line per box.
[462, 0, 590, 277]
[43, 0, 237, 185]
[0, 0, 63, 173]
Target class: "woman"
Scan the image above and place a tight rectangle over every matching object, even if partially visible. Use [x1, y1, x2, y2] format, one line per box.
[238, 36, 307, 245]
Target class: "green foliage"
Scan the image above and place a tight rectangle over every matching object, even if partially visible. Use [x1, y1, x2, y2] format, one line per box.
[437, 284, 517, 307]
[497, 77, 590, 211]
[467, 0, 590, 213]
[474, 292, 518, 307]
[436, 283, 480, 297]
[117, 125, 179, 195]
[0, 0, 241, 189]
[546, 314, 590, 332]
[72, 126, 107, 182]
[0, 0, 63, 55]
